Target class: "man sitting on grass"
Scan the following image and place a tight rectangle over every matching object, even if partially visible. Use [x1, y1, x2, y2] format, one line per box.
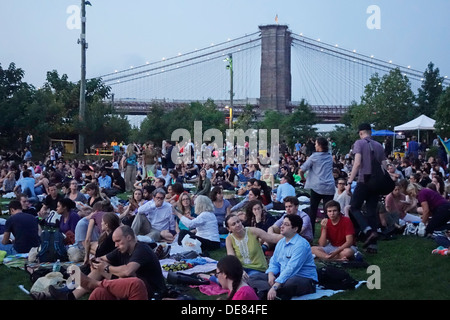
[311, 200, 359, 261]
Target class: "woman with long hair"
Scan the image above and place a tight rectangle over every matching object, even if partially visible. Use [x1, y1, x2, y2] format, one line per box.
[172, 195, 220, 251]
[57, 198, 80, 236]
[243, 200, 276, 232]
[84, 182, 103, 208]
[195, 168, 211, 197]
[84, 206, 119, 265]
[299, 137, 335, 236]
[122, 143, 139, 192]
[223, 167, 238, 190]
[225, 214, 280, 276]
[215, 255, 259, 300]
[174, 192, 197, 245]
[119, 188, 147, 226]
[210, 186, 231, 234]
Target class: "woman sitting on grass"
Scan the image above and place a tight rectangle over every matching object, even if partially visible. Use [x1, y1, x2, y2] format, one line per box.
[216, 255, 259, 300]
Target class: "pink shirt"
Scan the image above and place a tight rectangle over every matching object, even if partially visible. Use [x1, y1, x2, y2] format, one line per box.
[232, 285, 259, 300]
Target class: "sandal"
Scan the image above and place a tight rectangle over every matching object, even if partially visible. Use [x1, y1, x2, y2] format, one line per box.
[365, 247, 378, 254]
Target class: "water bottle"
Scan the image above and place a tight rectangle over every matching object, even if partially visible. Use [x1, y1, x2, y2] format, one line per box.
[417, 222, 426, 237]
[52, 259, 61, 272]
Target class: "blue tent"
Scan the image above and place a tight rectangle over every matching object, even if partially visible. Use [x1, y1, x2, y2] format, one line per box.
[372, 129, 395, 136]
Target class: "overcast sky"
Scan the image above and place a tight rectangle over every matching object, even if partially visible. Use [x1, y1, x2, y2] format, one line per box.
[2, 0, 449, 90]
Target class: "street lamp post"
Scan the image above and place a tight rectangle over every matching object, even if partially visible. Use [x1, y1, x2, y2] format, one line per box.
[78, 0, 90, 156]
[224, 54, 233, 128]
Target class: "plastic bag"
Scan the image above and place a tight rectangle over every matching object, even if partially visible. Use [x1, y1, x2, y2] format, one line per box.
[181, 235, 202, 254]
[30, 272, 65, 294]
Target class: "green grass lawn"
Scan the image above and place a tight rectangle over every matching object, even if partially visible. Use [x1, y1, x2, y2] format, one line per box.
[1, 225, 449, 300]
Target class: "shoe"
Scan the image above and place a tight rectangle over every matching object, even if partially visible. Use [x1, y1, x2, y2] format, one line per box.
[30, 291, 52, 300]
[362, 231, 378, 249]
[49, 285, 75, 300]
[155, 245, 171, 259]
[365, 244, 378, 254]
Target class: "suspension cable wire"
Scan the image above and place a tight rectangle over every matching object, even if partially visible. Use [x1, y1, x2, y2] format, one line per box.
[111, 40, 262, 103]
[97, 31, 260, 79]
[291, 34, 447, 90]
[293, 42, 317, 105]
[105, 41, 261, 87]
[101, 36, 261, 85]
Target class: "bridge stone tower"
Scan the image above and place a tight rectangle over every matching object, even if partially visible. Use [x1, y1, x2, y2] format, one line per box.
[259, 24, 292, 113]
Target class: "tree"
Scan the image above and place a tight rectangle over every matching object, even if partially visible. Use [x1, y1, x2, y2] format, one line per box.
[233, 104, 258, 131]
[0, 63, 35, 149]
[283, 99, 317, 148]
[417, 62, 444, 118]
[356, 69, 416, 130]
[434, 86, 450, 138]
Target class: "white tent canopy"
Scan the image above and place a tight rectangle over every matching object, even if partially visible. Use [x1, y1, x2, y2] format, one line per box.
[393, 115, 436, 152]
[394, 114, 436, 131]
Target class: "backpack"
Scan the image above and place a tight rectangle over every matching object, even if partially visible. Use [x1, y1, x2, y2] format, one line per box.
[317, 265, 358, 291]
[365, 139, 395, 196]
[37, 228, 69, 263]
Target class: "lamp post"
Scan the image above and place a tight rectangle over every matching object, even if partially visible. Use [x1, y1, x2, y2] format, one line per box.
[224, 54, 233, 128]
[78, 0, 91, 156]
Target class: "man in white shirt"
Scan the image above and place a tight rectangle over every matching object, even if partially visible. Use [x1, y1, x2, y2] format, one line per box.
[132, 188, 176, 243]
[157, 167, 171, 187]
[334, 178, 352, 214]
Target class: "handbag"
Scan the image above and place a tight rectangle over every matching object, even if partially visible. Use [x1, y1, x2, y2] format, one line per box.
[365, 139, 395, 195]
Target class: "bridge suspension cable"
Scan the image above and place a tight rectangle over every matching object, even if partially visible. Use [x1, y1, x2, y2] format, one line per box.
[291, 33, 449, 106]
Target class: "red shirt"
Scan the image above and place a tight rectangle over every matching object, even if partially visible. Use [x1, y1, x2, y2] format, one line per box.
[324, 216, 355, 247]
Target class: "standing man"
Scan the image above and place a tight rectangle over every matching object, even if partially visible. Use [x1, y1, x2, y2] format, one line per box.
[347, 123, 386, 254]
[407, 136, 419, 160]
[23, 147, 32, 162]
[143, 141, 158, 179]
[248, 214, 318, 300]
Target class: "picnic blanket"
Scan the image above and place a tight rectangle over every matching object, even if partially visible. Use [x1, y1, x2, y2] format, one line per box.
[160, 257, 217, 278]
[292, 281, 367, 300]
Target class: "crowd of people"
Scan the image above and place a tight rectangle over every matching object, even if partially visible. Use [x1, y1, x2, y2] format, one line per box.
[0, 127, 449, 301]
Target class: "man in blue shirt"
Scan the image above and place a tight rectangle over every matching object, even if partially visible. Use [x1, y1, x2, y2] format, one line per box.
[98, 169, 112, 190]
[23, 147, 32, 161]
[272, 175, 296, 210]
[295, 141, 302, 153]
[14, 169, 37, 203]
[407, 136, 419, 160]
[248, 214, 318, 300]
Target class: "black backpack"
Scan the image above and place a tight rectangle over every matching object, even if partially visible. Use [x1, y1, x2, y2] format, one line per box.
[37, 228, 69, 263]
[317, 265, 358, 290]
[365, 139, 395, 195]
